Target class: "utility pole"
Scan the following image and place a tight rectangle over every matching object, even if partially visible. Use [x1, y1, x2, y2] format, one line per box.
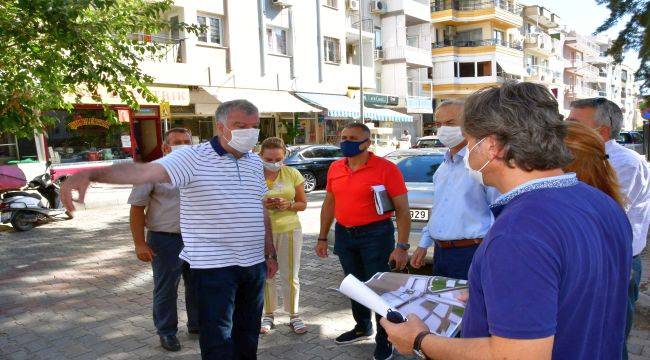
[358, 10, 364, 123]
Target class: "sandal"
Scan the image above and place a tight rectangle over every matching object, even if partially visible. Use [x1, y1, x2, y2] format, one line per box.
[289, 316, 307, 334]
[260, 315, 274, 334]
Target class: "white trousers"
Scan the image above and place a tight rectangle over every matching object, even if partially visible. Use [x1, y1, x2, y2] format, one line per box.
[263, 228, 303, 316]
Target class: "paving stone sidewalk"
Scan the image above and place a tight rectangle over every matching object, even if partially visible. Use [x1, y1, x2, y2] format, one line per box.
[1, 199, 650, 359]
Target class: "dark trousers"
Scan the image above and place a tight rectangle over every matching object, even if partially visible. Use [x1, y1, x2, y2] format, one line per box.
[334, 220, 394, 349]
[191, 262, 266, 360]
[147, 231, 199, 336]
[432, 242, 480, 280]
[623, 255, 642, 360]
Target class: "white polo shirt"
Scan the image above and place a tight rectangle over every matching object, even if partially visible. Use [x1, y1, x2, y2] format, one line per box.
[606, 140, 650, 256]
[156, 137, 267, 269]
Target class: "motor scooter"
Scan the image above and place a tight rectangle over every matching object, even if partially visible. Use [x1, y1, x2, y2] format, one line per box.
[0, 161, 73, 231]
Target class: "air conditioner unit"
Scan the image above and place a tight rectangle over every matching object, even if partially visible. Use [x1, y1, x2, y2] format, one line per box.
[370, 0, 385, 13]
[271, 0, 292, 7]
[348, 0, 360, 11]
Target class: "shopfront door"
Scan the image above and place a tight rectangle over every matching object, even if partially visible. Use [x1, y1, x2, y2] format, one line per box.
[132, 118, 163, 162]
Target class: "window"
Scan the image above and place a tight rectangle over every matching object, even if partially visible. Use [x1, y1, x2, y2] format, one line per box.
[395, 155, 444, 183]
[374, 26, 382, 49]
[324, 37, 341, 63]
[456, 29, 482, 45]
[197, 15, 223, 45]
[266, 26, 288, 55]
[324, 0, 338, 8]
[458, 62, 475, 77]
[477, 61, 492, 76]
[493, 30, 504, 43]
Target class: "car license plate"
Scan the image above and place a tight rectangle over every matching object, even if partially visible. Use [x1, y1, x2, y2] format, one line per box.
[410, 209, 429, 222]
[1, 212, 11, 223]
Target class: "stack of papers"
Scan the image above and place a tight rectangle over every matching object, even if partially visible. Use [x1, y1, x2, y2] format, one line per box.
[372, 185, 394, 215]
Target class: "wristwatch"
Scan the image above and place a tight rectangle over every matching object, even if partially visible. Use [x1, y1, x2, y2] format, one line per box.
[396, 242, 410, 251]
[413, 330, 431, 360]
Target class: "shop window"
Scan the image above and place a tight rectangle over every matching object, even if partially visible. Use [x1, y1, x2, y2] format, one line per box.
[46, 109, 133, 164]
[267, 26, 289, 55]
[197, 14, 224, 46]
[477, 61, 492, 76]
[0, 134, 19, 164]
[169, 117, 215, 144]
[324, 37, 341, 64]
[458, 62, 475, 77]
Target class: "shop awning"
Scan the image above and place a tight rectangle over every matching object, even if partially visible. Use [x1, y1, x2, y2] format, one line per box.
[66, 86, 190, 106]
[199, 87, 321, 113]
[294, 92, 413, 123]
[496, 56, 526, 78]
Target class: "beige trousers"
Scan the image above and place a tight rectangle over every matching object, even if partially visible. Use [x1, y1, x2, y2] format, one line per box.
[263, 227, 303, 316]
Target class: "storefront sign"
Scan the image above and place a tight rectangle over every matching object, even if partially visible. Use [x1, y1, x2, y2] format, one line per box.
[68, 117, 110, 130]
[364, 93, 399, 106]
[67, 86, 190, 106]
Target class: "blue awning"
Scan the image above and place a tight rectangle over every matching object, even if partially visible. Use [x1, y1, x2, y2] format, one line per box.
[294, 92, 413, 123]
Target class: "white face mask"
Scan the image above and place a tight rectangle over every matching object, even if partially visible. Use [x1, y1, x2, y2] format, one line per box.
[263, 161, 283, 172]
[437, 126, 465, 148]
[226, 127, 260, 153]
[170, 144, 190, 152]
[463, 137, 491, 186]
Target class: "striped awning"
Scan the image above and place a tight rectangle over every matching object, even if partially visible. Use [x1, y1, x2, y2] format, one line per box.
[294, 92, 413, 123]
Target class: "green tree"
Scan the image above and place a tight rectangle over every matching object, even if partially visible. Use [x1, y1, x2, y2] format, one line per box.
[0, 0, 200, 138]
[595, 0, 649, 96]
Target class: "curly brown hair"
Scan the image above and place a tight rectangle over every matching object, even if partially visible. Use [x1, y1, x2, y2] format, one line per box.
[260, 137, 287, 155]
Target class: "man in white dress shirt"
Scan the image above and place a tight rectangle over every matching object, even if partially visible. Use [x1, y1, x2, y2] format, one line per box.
[568, 98, 650, 360]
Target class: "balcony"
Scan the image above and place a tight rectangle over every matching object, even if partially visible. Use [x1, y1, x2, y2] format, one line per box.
[384, 0, 430, 24]
[131, 33, 184, 64]
[525, 65, 554, 83]
[564, 34, 601, 56]
[406, 80, 434, 113]
[565, 59, 599, 78]
[384, 45, 432, 67]
[431, 0, 523, 28]
[346, 14, 374, 39]
[566, 85, 599, 99]
[523, 5, 559, 28]
[524, 32, 553, 57]
[431, 39, 523, 56]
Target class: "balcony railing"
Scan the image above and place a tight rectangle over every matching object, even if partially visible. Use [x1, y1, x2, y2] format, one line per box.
[131, 33, 184, 63]
[347, 14, 374, 33]
[433, 38, 523, 51]
[431, 0, 523, 15]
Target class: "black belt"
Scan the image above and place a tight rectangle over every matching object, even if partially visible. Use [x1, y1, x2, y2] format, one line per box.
[337, 219, 391, 236]
[149, 230, 181, 237]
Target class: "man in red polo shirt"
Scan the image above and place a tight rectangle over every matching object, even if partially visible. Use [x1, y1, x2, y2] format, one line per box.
[316, 122, 411, 360]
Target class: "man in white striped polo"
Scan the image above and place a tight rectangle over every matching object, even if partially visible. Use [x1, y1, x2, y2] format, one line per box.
[60, 100, 279, 360]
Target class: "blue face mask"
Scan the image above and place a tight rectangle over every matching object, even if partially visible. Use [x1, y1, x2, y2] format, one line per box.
[340, 139, 369, 158]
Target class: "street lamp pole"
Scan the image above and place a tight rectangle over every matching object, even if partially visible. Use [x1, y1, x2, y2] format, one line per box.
[358, 12, 364, 123]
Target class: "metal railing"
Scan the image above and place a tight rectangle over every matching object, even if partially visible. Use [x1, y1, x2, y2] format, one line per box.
[130, 33, 184, 63]
[374, 49, 384, 60]
[432, 38, 523, 51]
[347, 14, 374, 32]
[431, 0, 523, 15]
[407, 80, 433, 98]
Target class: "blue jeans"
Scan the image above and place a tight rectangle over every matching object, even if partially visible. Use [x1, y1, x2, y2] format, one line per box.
[147, 231, 199, 336]
[191, 262, 266, 360]
[334, 220, 394, 349]
[432, 242, 479, 280]
[623, 255, 642, 360]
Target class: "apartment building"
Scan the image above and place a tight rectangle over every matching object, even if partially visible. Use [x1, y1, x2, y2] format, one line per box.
[429, 0, 525, 100]
[521, 5, 563, 101]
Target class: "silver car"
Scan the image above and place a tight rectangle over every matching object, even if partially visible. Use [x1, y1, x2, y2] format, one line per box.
[327, 149, 445, 264]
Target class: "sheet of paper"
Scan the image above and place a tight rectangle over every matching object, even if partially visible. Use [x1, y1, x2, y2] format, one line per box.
[339, 274, 391, 318]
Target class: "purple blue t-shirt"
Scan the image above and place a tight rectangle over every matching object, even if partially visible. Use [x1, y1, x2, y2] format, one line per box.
[462, 174, 632, 359]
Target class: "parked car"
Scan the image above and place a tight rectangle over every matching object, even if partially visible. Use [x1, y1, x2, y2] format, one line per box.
[413, 136, 446, 149]
[284, 145, 342, 193]
[617, 131, 645, 155]
[327, 149, 445, 264]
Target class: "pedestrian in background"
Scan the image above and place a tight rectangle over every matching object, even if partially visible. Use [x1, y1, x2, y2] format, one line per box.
[258, 137, 308, 335]
[410, 99, 499, 280]
[316, 122, 411, 360]
[563, 120, 626, 207]
[128, 127, 198, 352]
[381, 82, 631, 359]
[568, 98, 650, 359]
[61, 100, 278, 360]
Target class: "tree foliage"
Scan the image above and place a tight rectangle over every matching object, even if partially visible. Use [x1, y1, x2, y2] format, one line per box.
[0, 0, 200, 138]
[595, 0, 650, 96]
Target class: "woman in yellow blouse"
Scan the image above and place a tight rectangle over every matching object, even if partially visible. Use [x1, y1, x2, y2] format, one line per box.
[259, 137, 308, 334]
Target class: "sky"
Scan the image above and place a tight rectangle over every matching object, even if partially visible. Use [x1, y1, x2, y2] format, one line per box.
[528, 0, 641, 71]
